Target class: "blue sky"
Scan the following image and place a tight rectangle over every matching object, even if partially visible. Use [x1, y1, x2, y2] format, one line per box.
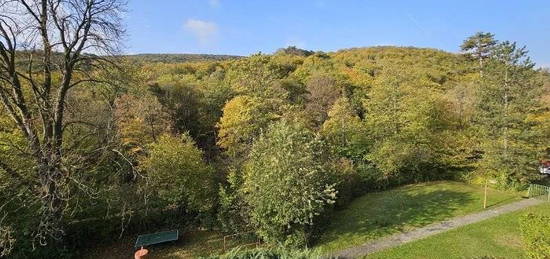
[126, 0, 550, 67]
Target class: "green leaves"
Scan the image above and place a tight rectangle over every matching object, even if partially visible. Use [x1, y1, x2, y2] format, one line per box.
[321, 97, 368, 161]
[217, 95, 281, 159]
[475, 41, 544, 187]
[363, 68, 454, 178]
[461, 32, 497, 58]
[140, 134, 216, 212]
[520, 213, 550, 258]
[242, 120, 336, 248]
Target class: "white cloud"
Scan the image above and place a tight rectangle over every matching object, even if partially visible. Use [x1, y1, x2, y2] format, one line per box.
[208, 0, 221, 8]
[184, 19, 219, 45]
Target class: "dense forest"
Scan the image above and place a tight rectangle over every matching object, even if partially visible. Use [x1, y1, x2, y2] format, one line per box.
[0, 1, 549, 258]
[121, 53, 242, 63]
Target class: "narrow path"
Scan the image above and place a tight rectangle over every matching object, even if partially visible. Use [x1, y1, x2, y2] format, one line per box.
[328, 198, 544, 259]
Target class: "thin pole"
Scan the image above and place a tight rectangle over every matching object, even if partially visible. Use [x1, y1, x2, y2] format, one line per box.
[484, 179, 488, 209]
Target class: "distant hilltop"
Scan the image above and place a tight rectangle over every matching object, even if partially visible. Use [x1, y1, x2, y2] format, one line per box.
[121, 53, 243, 63]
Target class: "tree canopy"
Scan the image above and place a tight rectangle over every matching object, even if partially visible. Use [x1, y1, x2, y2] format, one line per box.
[0, 29, 548, 256]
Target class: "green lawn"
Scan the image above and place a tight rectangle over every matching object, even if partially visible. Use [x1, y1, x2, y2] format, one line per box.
[314, 181, 521, 254]
[368, 203, 550, 259]
[84, 181, 521, 258]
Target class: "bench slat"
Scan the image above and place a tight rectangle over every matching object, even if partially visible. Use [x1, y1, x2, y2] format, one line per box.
[135, 230, 179, 248]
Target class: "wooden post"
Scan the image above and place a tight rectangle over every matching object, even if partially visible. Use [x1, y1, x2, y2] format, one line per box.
[483, 179, 488, 209]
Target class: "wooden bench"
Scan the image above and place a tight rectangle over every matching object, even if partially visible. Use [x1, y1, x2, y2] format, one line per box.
[135, 230, 179, 248]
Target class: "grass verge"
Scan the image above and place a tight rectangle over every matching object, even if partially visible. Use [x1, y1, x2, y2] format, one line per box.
[367, 203, 550, 259]
[314, 181, 520, 254]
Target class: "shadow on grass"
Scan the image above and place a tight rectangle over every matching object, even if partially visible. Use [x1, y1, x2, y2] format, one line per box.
[316, 189, 475, 250]
[82, 230, 246, 259]
[487, 196, 519, 208]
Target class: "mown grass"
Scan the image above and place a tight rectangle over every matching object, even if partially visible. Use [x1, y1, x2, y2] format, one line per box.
[367, 203, 550, 259]
[84, 181, 521, 258]
[314, 181, 520, 255]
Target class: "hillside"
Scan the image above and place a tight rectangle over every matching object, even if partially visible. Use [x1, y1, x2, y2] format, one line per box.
[2, 43, 549, 258]
[122, 53, 242, 63]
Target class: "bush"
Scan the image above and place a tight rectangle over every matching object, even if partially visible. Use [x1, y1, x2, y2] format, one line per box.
[206, 247, 321, 259]
[217, 169, 251, 234]
[242, 120, 337, 248]
[520, 213, 550, 258]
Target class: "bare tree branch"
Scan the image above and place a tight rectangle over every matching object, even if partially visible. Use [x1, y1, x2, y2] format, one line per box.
[0, 0, 126, 246]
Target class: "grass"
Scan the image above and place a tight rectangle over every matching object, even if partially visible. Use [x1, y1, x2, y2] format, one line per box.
[83, 181, 521, 258]
[314, 181, 521, 254]
[367, 203, 550, 259]
[82, 230, 259, 259]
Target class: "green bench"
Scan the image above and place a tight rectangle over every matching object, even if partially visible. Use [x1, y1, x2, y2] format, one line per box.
[135, 230, 179, 248]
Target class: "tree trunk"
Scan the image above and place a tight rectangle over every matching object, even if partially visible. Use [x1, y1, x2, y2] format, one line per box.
[37, 154, 65, 243]
[479, 53, 484, 78]
[503, 66, 509, 159]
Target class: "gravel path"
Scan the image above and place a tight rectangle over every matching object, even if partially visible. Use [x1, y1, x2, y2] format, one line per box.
[327, 198, 543, 259]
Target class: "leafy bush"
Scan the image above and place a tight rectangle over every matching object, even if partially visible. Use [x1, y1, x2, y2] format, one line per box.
[242, 120, 337, 248]
[206, 247, 321, 259]
[218, 169, 252, 234]
[520, 212, 550, 258]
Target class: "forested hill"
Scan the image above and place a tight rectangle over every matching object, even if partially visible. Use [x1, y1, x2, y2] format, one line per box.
[306, 46, 469, 88]
[122, 53, 242, 63]
[2, 41, 549, 257]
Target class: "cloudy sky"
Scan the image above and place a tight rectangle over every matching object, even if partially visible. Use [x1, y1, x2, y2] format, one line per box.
[126, 0, 550, 67]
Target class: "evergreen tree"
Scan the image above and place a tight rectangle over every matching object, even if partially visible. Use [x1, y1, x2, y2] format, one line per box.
[461, 32, 498, 76]
[476, 41, 543, 187]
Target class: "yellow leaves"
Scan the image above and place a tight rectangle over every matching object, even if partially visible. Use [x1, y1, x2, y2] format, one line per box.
[114, 94, 171, 156]
[528, 111, 550, 153]
[217, 95, 280, 157]
[321, 97, 363, 146]
[217, 95, 258, 150]
[140, 133, 215, 212]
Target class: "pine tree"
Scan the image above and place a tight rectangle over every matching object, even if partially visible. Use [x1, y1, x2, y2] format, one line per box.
[461, 32, 498, 77]
[476, 41, 543, 187]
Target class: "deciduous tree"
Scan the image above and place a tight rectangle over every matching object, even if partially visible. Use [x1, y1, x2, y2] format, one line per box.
[140, 134, 216, 212]
[242, 120, 336, 247]
[0, 0, 125, 244]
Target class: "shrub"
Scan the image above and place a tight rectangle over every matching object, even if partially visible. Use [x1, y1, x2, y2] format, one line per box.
[520, 212, 550, 258]
[242, 120, 337, 248]
[206, 247, 321, 259]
